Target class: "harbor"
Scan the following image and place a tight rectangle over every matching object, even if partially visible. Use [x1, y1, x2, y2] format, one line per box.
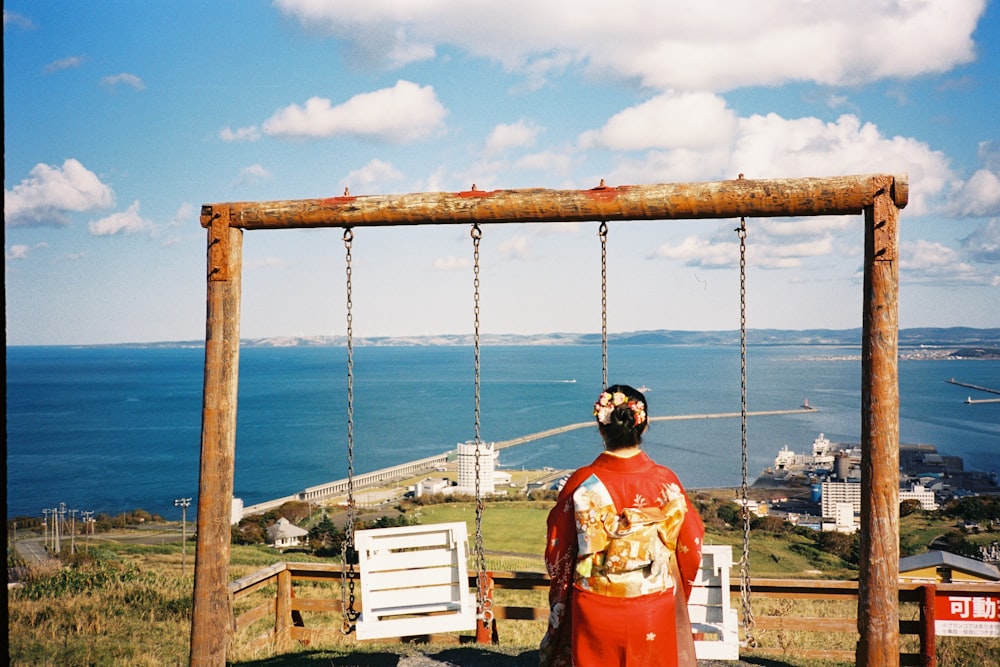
[239, 406, 816, 519]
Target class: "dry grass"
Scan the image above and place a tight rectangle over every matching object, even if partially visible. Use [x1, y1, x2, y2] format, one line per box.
[9, 504, 1000, 667]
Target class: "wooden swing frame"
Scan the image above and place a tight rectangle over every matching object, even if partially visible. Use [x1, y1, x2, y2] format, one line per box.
[191, 173, 908, 667]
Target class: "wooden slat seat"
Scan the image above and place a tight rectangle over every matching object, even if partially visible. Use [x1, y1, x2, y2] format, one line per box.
[354, 522, 477, 640]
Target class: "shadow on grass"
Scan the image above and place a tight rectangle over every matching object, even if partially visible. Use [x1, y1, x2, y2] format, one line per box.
[232, 646, 540, 666]
[232, 646, 827, 667]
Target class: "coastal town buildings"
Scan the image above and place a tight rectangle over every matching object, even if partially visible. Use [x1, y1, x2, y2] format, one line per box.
[761, 433, 990, 532]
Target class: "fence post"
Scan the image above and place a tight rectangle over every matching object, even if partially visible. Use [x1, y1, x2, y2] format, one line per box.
[275, 568, 292, 651]
[476, 572, 495, 644]
[919, 584, 937, 667]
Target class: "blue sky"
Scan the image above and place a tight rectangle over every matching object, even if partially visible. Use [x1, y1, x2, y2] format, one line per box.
[5, 1, 999, 345]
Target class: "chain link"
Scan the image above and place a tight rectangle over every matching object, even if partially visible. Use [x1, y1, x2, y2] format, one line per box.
[599, 221, 609, 389]
[470, 223, 491, 627]
[736, 217, 757, 648]
[340, 227, 359, 632]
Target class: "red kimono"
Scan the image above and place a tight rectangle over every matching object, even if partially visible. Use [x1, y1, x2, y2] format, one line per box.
[540, 451, 704, 667]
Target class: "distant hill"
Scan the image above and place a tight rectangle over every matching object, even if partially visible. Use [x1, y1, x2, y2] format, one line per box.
[74, 327, 999, 349]
[232, 327, 1000, 349]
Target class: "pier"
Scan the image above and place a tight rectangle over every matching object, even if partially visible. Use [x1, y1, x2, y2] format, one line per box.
[946, 378, 1000, 403]
[240, 406, 816, 516]
[946, 378, 1000, 395]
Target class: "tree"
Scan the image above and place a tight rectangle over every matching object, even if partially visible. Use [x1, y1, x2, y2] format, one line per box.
[815, 531, 859, 564]
[750, 514, 789, 534]
[943, 496, 1000, 523]
[899, 499, 922, 517]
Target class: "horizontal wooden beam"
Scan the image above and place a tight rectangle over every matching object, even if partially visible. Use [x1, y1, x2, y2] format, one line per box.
[201, 173, 908, 230]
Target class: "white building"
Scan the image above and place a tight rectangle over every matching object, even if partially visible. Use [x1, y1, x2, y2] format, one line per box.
[821, 481, 939, 527]
[266, 517, 309, 550]
[456, 440, 497, 496]
[899, 483, 938, 511]
[821, 481, 862, 520]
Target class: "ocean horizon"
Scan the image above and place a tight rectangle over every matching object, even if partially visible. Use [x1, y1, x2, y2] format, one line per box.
[7, 342, 1000, 521]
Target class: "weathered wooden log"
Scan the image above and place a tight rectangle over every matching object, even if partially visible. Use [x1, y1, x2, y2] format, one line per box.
[190, 210, 242, 667]
[857, 174, 901, 667]
[200, 174, 908, 230]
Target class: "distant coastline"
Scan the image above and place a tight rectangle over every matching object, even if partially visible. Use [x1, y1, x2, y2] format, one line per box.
[20, 326, 1000, 353]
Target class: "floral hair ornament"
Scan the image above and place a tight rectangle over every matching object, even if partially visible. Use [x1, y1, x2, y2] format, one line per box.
[594, 390, 646, 426]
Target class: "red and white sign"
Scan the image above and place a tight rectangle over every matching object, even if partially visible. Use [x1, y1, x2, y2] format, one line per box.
[935, 594, 1000, 637]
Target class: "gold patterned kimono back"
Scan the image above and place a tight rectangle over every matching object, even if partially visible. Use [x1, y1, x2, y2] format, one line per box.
[572, 473, 688, 597]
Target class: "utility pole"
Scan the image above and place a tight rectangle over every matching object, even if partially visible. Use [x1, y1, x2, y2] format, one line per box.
[42, 509, 51, 551]
[175, 497, 192, 575]
[81, 511, 93, 552]
[56, 504, 66, 553]
[69, 509, 78, 554]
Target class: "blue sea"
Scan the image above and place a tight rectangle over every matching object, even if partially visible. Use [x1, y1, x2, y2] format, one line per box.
[6, 344, 1000, 520]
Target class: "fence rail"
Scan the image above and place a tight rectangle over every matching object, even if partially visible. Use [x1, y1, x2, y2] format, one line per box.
[227, 562, 999, 664]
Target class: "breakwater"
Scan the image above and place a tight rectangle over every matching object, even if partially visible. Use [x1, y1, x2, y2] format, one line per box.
[240, 406, 814, 517]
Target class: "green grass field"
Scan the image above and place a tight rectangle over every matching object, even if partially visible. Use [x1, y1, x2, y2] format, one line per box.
[8, 498, 999, 666]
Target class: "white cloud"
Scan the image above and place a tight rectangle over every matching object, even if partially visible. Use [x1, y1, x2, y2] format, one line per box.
[4, 159, 114, 226]
[514, 151, 574, 176]
[167, 203, 196, 230]
[219, 125, 261, 142]
[960, 220, 1000, 264]
[901, 239, 984, 285]
[579, 92, 738, 151]
[497, 235, 531, 261]
[732, 114, 951, 210]
[949, 169, 1000, 218]
[342, 159, 404, 191]
[234, 164, 271, 187]
[485, 120, 540, 155]
[594, 110, 952, 216]
[6, 245, 31, 260]
[6, 242, 50, 261]
[101, 72, 146, 91]
[88, 200, 155, 236]
[978, 141, 1000, 172]
[275, 0, 985, 91]
[431, 255, 471, 271]
[44, 56, 85, 74]
[262, 80, 447, 143]
[3, 10, 35, 29]
[652, 235, 736, 268]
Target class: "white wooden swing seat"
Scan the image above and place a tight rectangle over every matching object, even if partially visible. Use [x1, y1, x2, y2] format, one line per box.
[354, 521, 477, 640]
[690, 544, 741, 660]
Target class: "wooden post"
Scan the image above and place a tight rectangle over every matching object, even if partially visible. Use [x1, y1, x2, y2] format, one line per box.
[919, 584, 937, 667]
[856, 175, 900, 666]
[190, 207, 242, 667]
[275, 568, 292, 652]
[476, 572, 496, 644]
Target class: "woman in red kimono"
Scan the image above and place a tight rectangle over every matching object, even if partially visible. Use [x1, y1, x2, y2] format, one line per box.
[540, 384, 705, 667]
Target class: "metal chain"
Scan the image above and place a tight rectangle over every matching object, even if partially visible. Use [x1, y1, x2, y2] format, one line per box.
[470, 223, 491, 628]
[736, 216, 757, 648]
[472, 224, 482, 444]
[599, 221, 609, 389]
[340, 227, 359, 632]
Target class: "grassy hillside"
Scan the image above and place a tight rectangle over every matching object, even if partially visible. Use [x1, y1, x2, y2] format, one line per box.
[8, 498, 998, 666]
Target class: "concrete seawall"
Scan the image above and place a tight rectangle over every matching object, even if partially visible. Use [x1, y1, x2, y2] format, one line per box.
[240, 406, 813, 517]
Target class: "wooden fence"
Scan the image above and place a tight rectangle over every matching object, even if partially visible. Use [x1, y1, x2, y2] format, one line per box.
[227, 562, 999, 665]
